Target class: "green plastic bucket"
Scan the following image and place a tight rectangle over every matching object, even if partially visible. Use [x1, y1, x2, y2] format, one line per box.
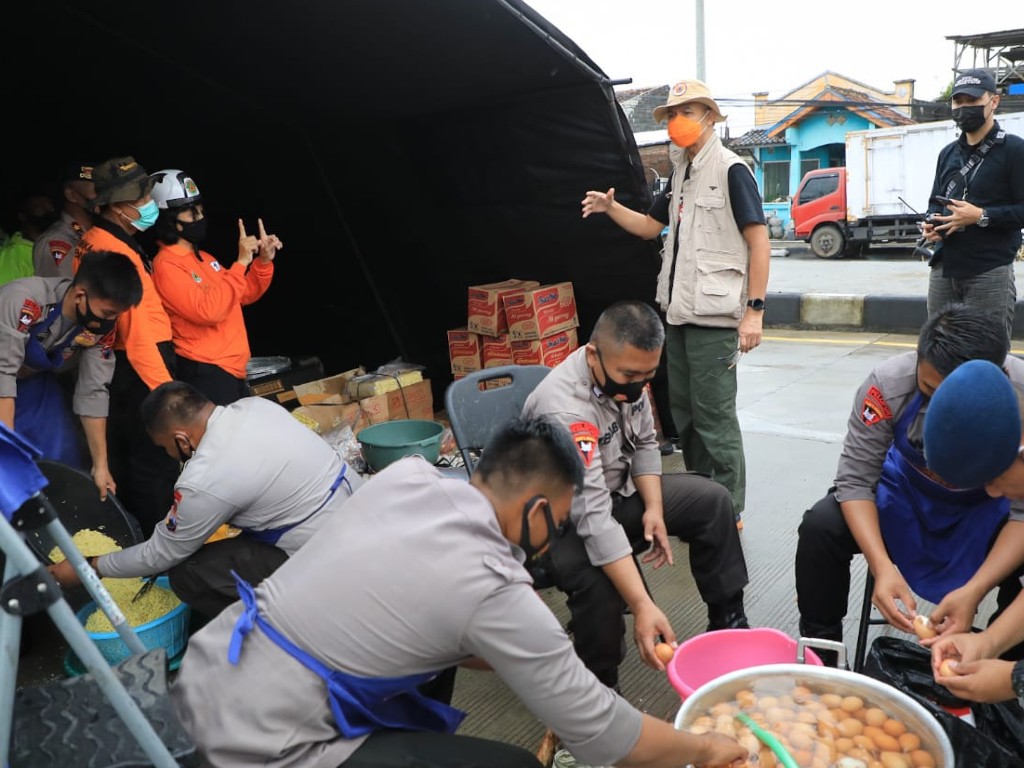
[357, 419, 445, 472]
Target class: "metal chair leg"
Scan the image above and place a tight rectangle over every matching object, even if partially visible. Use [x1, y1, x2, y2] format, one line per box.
[853, 570, 889, 673]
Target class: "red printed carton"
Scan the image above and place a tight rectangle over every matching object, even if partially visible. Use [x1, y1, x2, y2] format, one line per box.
[447, 328, 481, 374]
[467, 279, 540, 337]
[502, 282, 579, 341]
[510, 327, 579, 368]
[480, 333, 514, 368]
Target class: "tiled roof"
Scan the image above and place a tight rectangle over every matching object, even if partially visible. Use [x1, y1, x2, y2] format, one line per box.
[616, 85, 669, 133]
[728, 129, 787, 149]
[769, 85, 915, 136]
[831, 86, 916, 126]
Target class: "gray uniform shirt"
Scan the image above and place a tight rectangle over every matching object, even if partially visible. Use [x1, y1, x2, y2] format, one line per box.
[171, 457, 642, 768]
[834, 350, 1024, 520]
[32, 212, 84, 278]
[0, 276, 112, 417]
[99, 397, 362, 578]
[522, 347, 662, 566]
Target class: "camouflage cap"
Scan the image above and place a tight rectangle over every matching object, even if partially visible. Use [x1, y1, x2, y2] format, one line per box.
[91, 156, 156, 207]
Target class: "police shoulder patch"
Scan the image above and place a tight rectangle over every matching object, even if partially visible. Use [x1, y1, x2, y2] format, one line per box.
[569, 420, 600, 468]
[861, 385, 893, 426]
[17, 299, 42, 332]
[48, 239, 72, 265]
[164, 490, 182, 532]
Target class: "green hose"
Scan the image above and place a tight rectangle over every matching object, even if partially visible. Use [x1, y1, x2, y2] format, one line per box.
[734, 712, 800, 768]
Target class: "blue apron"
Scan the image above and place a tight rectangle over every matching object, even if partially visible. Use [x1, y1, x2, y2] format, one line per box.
[876, 392, 1008, 604]
[242, 463, 352, 546]
[15, 303, 86, 468]
[228, 573, 466, 737]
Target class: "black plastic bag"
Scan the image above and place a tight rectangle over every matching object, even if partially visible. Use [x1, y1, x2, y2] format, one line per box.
[863, 636, 1024, 767]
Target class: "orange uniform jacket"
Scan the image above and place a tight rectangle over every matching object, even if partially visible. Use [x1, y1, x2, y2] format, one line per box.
[74, 223, 174, 390]
[152, 242, 273, 379]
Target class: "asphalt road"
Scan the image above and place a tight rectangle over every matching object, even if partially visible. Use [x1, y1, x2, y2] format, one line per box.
[772, 240, 919, 261]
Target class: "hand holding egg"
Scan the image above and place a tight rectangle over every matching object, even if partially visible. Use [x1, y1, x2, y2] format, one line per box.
[654, 641, 675, 664]
[912, 614, 937, 640]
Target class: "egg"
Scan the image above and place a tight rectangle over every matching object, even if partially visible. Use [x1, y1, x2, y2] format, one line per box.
[938, 658, 959, 677]
[898, 732, 921, 752]
[912, 614, 937, 639]
[653, 642, 675, 664]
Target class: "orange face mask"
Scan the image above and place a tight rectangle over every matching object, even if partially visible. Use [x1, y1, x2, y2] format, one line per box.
[668, 113, 706, 148]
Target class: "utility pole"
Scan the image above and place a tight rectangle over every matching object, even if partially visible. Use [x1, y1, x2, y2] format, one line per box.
[695, 0, 705, 81]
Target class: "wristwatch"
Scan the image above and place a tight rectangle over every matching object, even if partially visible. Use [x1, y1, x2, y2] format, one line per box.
[746, 298, 766, 311]
[978, 209, 990, 228]
[1013, 659, 1024, 708]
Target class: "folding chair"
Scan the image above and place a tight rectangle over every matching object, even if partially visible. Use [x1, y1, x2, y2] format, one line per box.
[0, 425, 195, 766]
[853, 570, 889, 673]
[444, 364, 552, 479]
[853, 569, 982, 673]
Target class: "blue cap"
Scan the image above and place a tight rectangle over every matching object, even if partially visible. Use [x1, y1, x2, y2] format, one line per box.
[924, 359, 1021, 488]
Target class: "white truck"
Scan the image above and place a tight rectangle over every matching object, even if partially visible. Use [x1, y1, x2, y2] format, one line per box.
[791, 110, 1024, 259]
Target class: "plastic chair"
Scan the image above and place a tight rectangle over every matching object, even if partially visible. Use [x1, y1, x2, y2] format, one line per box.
[444, 365, 552, 479]
[443, 365, 654, 600]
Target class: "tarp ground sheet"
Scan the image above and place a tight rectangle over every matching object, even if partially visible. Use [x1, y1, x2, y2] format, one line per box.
[4, 0, 660, 401]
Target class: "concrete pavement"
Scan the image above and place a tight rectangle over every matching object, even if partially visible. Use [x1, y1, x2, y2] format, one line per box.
[765, 242, 1024, 337]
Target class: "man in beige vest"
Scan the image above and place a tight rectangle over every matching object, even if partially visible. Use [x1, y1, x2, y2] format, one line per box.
[581, 78, 770, 528]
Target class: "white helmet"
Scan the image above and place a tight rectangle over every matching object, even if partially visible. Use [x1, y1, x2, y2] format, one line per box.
[149, 169, 201, 210]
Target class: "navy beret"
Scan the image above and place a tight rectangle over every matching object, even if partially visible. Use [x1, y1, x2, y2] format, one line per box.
[924, 359, 1021, 488]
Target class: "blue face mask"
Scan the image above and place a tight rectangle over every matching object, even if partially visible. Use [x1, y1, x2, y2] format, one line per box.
[128, 199, 160, 231]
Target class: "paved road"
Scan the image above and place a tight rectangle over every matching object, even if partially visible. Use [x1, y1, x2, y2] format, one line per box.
[770, 240, 1024, 301]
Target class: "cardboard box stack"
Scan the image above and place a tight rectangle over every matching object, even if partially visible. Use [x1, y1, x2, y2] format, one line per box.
[291, 364, 434, 437]
[450, 278, 579, 375]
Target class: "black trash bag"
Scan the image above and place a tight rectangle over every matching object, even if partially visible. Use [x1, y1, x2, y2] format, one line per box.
[863, 636, 1024, 768]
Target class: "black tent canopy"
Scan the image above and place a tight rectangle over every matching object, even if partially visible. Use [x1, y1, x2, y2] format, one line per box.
[6, 0, 661, 397]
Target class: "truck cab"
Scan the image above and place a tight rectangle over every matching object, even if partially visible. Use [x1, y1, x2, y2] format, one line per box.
[791, 168, 848, 259]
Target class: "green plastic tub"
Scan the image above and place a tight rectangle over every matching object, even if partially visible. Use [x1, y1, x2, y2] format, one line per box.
[358, 419, 445, 472]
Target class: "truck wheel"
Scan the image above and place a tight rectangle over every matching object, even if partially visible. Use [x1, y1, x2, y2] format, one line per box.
[810, 224, 845, 259]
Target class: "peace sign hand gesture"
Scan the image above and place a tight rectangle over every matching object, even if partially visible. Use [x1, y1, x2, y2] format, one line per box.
[237, 219, 259, 267]
[256, 218, 283, 263]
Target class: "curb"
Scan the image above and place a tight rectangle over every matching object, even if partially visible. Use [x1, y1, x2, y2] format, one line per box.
[766, 293, 1024, 337]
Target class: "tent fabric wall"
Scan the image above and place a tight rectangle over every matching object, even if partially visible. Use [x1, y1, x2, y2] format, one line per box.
[5, 0, 661, 395]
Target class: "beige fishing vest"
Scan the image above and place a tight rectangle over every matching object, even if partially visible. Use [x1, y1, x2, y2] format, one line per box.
[656, 134, 752, 328]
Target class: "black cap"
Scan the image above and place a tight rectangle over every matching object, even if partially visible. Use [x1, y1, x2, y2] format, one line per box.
[62, 161, 97, 184]
[951, 69, 997, 98]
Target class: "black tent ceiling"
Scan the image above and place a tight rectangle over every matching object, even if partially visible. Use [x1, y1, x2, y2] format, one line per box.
[5, 0, 660, 399]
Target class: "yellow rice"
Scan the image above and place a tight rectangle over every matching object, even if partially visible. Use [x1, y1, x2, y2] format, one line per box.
[84, 578, 181, 632]
[49, 527, 182, 631]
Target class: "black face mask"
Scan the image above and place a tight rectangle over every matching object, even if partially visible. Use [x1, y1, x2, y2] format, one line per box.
[595, 350, 650, 404]
[75, 293, 117, 335]
[952, 104, 987, 134]
[519, 495, 562, 562]
[177, 217, 208, 245]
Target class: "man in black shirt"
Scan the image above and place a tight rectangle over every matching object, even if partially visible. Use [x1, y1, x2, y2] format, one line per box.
[922, 68, 1024, 344]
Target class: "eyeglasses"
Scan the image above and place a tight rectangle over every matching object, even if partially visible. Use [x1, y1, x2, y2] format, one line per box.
[717, 349, 743, 370]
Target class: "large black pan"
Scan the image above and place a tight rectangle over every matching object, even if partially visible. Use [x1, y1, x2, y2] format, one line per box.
[24, 460, 144, 565]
